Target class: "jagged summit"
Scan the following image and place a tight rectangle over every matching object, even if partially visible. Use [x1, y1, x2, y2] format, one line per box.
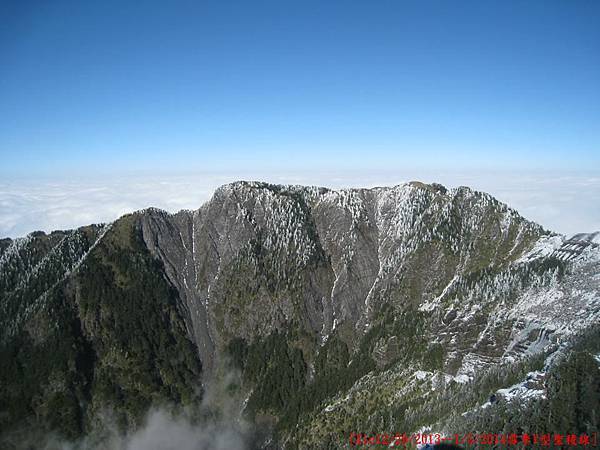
[212, 179, 523, 212]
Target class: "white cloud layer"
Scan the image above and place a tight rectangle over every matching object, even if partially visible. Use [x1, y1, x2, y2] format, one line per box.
[1, 170, 598, 239]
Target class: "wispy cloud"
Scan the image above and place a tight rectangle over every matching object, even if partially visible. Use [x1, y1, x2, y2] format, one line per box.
[1, 170, 598, 238]
[18, 370, 252, 450]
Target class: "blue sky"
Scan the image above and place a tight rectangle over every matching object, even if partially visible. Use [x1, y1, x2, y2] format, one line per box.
[1, 0, 599, 176]
[1, 1, 599, 237]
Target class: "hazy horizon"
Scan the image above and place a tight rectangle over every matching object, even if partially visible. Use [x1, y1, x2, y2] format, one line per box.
[2, 168, 598, 239]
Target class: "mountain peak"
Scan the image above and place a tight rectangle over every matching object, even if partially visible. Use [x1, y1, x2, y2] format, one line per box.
[3, 181, 597, 449]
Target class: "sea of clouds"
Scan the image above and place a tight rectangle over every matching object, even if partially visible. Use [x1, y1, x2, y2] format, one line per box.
[1, 169, 598, 239]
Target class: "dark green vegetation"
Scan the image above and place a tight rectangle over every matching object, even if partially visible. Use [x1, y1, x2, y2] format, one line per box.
[0, 218, 202, 449]
[444, 327, 600, 449]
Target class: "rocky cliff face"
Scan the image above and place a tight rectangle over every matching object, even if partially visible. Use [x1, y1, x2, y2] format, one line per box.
[1, 181, 598, 449]
[137, 182, 546, 372]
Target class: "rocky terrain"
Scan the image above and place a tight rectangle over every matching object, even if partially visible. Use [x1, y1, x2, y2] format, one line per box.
[1, 181, 598, 449]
